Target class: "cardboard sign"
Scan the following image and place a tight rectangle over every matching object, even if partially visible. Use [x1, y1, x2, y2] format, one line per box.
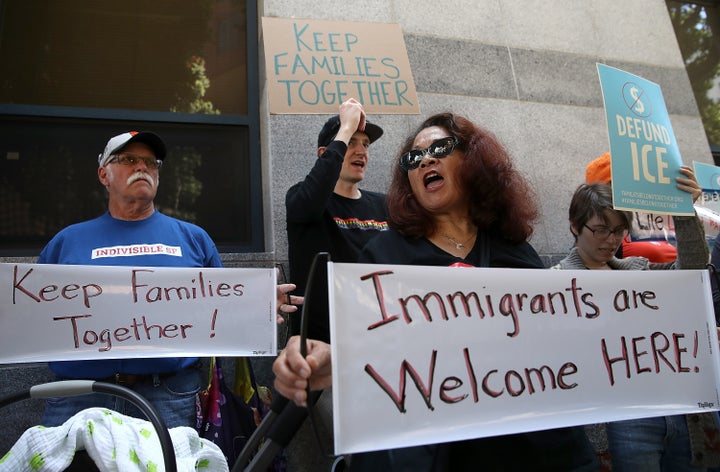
[597, 63, 694, 215]
[329, 263, 720, 454]
[0, 263, 277, 363]
[261, 17, 420, 114]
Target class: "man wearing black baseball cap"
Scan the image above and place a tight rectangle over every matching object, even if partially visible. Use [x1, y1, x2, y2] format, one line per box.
[285, 98, 388, 342]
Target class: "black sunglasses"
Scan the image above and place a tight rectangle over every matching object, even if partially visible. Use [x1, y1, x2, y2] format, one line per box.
[399, 136, 460, 171]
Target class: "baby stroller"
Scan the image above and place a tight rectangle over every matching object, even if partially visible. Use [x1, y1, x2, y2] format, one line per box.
[1, 254, 335, 472]
[0, 380, 178, 471]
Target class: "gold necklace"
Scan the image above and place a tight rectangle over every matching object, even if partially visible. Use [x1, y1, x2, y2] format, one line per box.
[442, 233, 476, 250]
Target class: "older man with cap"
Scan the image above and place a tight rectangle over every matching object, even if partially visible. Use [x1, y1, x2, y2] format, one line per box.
[37, 130, 300, 429]
[285, 98, 388, 342]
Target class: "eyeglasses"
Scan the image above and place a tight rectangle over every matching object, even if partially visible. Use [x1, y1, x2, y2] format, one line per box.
[583, 224, 628, 240]
[107, 153, 162, 170]
[399, 136, 459, 171]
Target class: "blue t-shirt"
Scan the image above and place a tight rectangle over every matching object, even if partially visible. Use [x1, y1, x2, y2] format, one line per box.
[38, 211, 222, 378]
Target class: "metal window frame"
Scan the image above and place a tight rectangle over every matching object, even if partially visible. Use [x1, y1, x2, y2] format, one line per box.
[0, 0, 264, 255]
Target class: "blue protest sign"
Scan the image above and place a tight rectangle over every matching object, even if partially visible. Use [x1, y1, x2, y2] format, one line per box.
[597, 63, 693, 215]
[693, 161, 720, 191]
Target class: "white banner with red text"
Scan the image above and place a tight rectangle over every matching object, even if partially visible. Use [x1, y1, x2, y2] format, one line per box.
[0, 263, 277, 363]
[329, 263, 720, 454]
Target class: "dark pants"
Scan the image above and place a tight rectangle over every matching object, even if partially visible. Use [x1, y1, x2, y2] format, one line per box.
[41, 365, 202, 429]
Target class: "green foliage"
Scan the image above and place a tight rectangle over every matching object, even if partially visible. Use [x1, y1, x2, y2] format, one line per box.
[171, 56, 220, 115]
[162, 54, 220, 222]
[668, 2, 720, 145]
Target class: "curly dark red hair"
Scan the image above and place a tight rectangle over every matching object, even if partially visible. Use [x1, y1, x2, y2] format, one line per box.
[387, 112, 538, 243]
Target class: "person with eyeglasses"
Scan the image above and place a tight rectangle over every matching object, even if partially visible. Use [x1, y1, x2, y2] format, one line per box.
[37, 131, 301, 431]
[552, 180, 720, 471]
[274, 112, 600, 471]
[586, 152, 683, 263]
[552, 178, 703, 272]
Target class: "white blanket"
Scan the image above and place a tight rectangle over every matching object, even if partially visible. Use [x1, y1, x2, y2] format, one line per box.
[0, 407, 228, 471]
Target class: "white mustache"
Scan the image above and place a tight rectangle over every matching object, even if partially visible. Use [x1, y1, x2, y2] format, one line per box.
[126, 172, 155, 187]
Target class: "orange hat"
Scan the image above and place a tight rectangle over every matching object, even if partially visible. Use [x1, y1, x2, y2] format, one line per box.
[586, 152, 611, 184]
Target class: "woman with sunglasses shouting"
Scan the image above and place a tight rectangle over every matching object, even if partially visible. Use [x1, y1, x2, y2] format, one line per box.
[355, 112, 546, 272]
[552, 180, 720, 471]
[275, 113, 600, 470]
[350, 114, 596, 470]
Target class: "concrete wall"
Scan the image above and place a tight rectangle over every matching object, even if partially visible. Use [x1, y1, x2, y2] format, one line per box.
[0, 0, 712, 468]
[263, 0, 713, 265]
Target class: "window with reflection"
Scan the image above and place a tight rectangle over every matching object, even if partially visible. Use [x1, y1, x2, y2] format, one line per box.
[667, 1, 720, 162]
[0, 0, 260, 255]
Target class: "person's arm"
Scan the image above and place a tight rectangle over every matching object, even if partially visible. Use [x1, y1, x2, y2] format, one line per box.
[285, 98, 366, 222]
[673, 215, 708, 269]
[670, 165, 708, 270]
[272, 335, 332, 406]
[285, 141, 347, 222]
